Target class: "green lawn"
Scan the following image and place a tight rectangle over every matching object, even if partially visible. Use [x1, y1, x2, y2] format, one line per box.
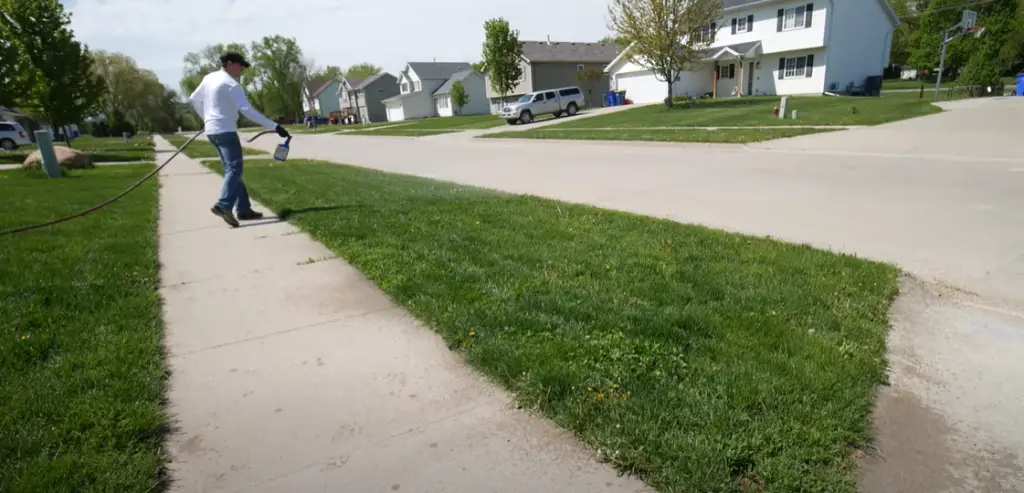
[882, 75, 1016, 90]
[348, 114, 506, 136]
[0, 135, 156, 165]
[233, 159, 899, 493]
[540, 96, 940, 129]
[332, 121, 416, 134]
[484, 127, 836, 143]
[347, 128, 461, 137]
[481, 96, 941, 143]
[162, 134, 267, 159]
[0, 166, 167, 492]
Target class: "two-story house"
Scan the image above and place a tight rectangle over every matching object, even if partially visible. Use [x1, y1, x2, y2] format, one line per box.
[337, 76, 365, 119]
[350, 72, 400, 124]
[485, 40, 622, 114]
[382, 62, 481, 121]
[302, 78, 342, 117]
[604, 0, 899, 103]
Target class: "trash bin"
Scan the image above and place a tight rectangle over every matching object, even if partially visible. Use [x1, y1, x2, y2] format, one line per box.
[615, 91, 626, 106]
[605, 92, 617, 107]
[1017, 73, 1024, 96]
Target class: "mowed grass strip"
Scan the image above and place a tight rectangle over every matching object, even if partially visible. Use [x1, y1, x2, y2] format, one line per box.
[0, 166, 166, 492]
[348, 114, 506, 133]
[484, 127, 836, 143]
[162, 134, 268, 159]
[533, 96, 941, 129]
[237, 159, 899, 492]
[0, 135, 156, 165]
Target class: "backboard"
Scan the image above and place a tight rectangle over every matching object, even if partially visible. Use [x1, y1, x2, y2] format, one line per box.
[960, 10, 977, 30]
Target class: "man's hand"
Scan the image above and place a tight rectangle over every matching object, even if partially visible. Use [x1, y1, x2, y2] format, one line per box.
[275, 125, 291, 138]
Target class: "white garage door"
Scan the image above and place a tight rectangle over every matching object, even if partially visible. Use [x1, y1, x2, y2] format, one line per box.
[386, 104, 405, 122]
[614, 70, 668, 104]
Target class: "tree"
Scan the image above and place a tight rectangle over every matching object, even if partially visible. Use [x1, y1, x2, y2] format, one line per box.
[0, 23, 28, 108]
[909, 0, 1019, 78]
[249, 35, 305, 119]
[471, 61, 487, 73]
[180, 42, 251, 96]
[482, 17, 523, 108]
[575, 69, 605, 107]
[345, 63, 383, 80]
[599, 34, 628, 46]
[608, 0, 723, 107]
[450, 80, 469, 115]
[0, 0, 105, 132]
[319, 65, 344, 81]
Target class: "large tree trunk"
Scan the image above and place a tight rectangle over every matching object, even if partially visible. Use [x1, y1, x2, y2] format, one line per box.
[665, 78, 674, 108]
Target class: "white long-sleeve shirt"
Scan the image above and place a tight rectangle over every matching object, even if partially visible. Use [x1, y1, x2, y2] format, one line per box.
[188, 70, 277, 135]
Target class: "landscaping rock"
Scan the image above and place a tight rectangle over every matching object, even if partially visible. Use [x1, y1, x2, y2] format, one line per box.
[22, 147, 94, 169]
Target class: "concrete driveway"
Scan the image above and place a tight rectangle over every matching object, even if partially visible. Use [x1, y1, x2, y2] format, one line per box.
[243, 97, 1024, 492]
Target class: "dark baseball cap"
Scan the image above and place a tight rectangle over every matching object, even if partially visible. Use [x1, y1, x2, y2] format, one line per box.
[220, 52, 251, 68]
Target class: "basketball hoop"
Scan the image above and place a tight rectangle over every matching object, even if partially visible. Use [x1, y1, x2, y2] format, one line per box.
[966, 26, 986, 38]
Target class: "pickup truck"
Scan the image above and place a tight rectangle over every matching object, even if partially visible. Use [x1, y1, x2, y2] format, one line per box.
[501, 86, 585, 125]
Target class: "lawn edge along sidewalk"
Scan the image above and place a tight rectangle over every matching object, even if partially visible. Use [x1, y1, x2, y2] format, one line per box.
[231, 158, 901, 493]
[151, 136, 647, 493]
[0, 165, 167, 492]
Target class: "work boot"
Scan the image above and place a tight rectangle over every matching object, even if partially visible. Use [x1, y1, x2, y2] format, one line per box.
[236, 210, 264, 221]
[210, 205, 240, 227]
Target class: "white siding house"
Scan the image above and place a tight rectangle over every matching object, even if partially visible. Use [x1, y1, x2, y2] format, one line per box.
[433, 70, 489, 117]
[382, 62, 474, 121]
[605, 0, 899, 103]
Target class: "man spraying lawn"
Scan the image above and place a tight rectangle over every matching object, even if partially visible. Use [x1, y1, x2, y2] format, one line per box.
[189, 52, 291, 227]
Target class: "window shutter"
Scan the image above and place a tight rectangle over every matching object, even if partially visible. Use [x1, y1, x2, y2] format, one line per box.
[778, 58, 786, 79]
[729, 64, 736, 79]
[777, 9, 784, 31]
[732, 18, 737, 34]
[805, 54, 815, 77]
[805, 3, 814, 27]
[748, 14, 754, 31]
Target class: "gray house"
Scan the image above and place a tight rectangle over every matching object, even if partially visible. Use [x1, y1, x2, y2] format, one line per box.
[382, 62, 473, 121]
[485, 40, 623, 113]
[351, 72, 399, 124]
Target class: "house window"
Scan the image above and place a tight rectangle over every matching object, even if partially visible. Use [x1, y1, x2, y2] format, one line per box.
[700, 22, 717, 42]
[718, 64, 736, 80]
[782, 55, 811, 78]
[401, 82, 409, 93]
[414, 81, 422, 91]
[783, 6, 807, 30]
[734, 14, 753, 33]
[576, 64, 585, 72]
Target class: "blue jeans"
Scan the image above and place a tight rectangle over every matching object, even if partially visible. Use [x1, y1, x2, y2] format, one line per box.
[208, 132, 252, 213]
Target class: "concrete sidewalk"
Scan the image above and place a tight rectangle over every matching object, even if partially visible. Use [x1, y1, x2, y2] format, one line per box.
[154, 136, 649, 493]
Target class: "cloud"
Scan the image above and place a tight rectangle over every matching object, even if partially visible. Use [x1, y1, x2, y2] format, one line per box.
[66, 0, 614, 92]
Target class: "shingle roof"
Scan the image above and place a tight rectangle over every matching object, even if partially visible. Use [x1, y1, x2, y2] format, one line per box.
[722, 0, 765, 8]
[305, 77, 334, 98]
[381, 90, 425, 104]
[354, 71, 394, 90]
[344, 77, 366, 90]
[433, 70, 477, 96]
[406, 62, 473, 80]
[520, 41, 622, 63]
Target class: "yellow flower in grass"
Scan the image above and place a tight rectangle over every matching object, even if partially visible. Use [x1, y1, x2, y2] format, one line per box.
[596, 393, 605, 400]
[468, 331, 476, 337]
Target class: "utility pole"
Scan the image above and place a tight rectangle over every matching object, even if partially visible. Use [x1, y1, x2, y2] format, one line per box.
[934, 10, 983, 102]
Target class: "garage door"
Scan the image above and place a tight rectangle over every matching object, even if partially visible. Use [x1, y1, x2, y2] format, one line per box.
[614, 70, 667, 104]
[389, 105, 406, 122]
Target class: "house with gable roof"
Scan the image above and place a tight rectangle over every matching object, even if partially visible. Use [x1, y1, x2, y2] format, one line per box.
[604, 0, 900, 103]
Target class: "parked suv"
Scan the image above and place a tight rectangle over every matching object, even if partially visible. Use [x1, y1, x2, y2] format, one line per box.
[501, 86, 585, 125]
[0, 121, 33, 150]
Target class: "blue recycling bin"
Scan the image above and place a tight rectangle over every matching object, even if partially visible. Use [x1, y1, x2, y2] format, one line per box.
[615, 91, 626, 106]
[1017, 74, 1024, 96]
[605, 92, 617, 107]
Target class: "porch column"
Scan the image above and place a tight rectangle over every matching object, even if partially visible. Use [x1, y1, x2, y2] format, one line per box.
[713, 62, 719, 99]
[737, 60, 743, 98]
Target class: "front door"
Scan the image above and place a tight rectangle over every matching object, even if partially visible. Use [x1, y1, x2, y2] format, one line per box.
[747, 62, 755, 96]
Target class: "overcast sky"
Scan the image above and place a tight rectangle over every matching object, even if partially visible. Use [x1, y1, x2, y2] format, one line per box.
[60, 0, 614, 94]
